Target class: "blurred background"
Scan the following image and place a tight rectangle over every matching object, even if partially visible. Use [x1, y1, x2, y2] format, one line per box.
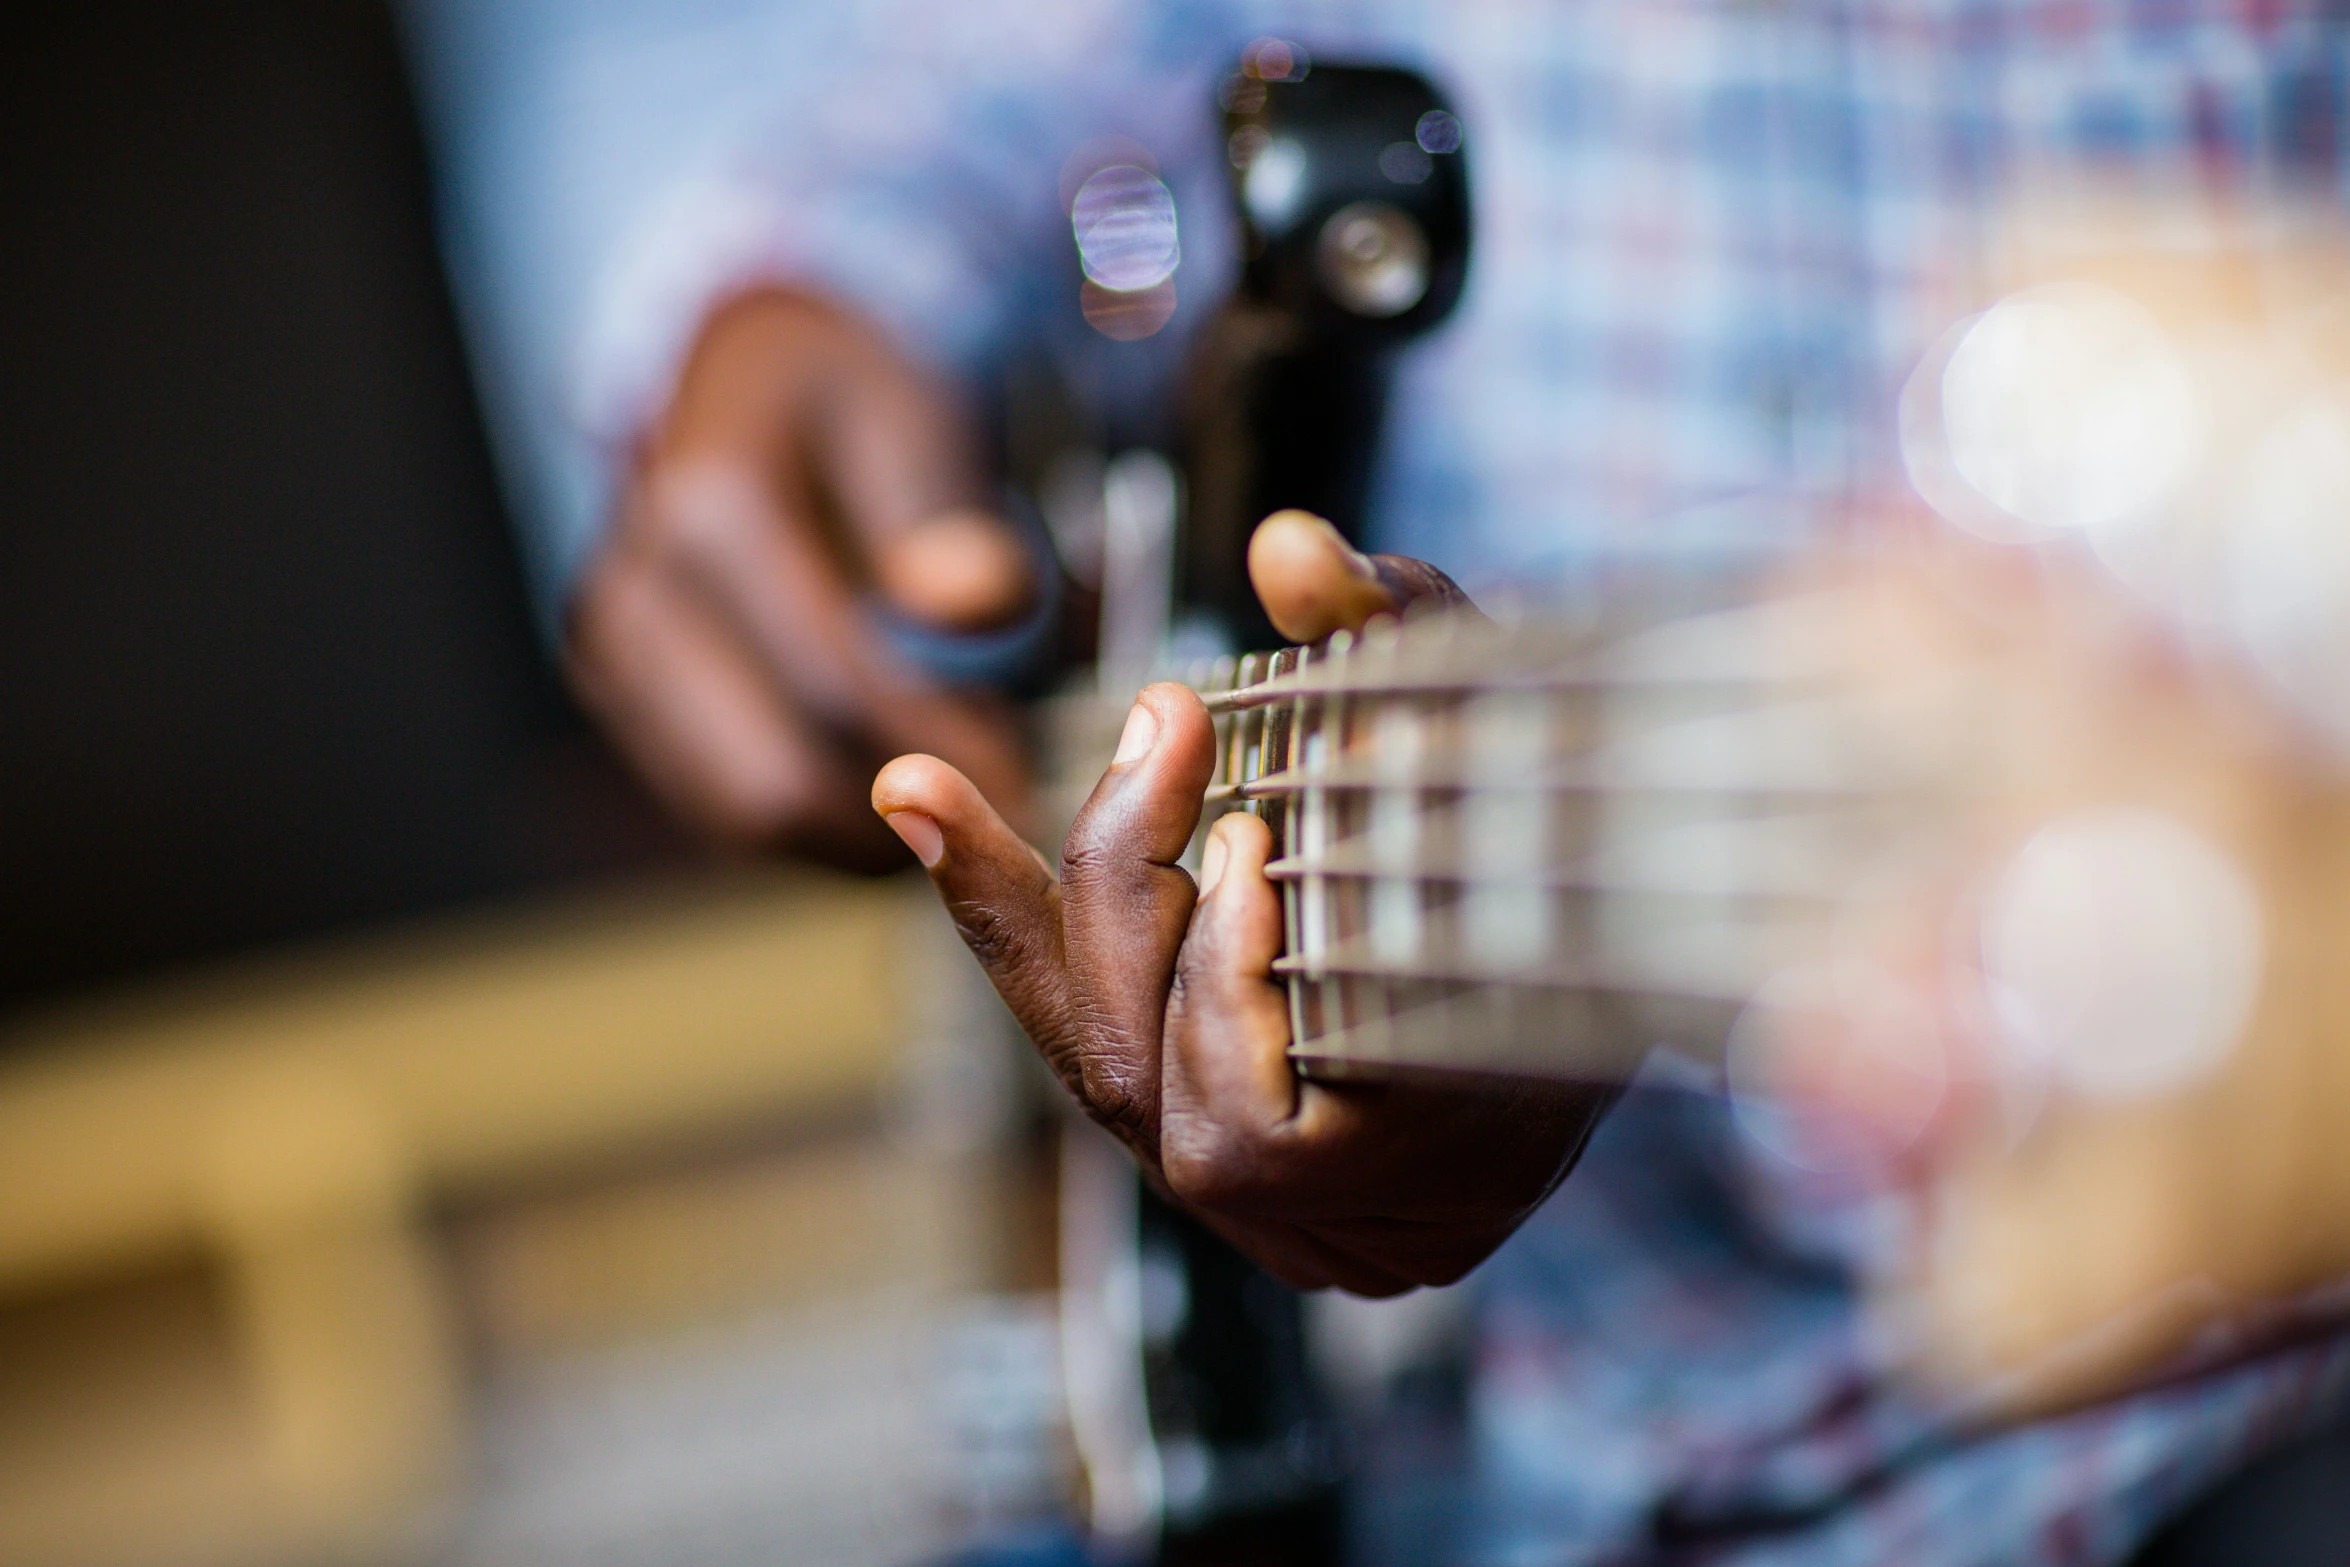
[15, 2, 2350, 1565]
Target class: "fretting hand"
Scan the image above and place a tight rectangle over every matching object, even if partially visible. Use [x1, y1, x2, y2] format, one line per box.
[872, 513, 1612, 1295]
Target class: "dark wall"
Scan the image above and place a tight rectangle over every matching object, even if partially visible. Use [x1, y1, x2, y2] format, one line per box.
[0, 0, 669, 1011]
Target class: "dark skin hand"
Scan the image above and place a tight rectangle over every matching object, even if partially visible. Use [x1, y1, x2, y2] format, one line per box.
[873, 512, 1616, 1296]
[568, 289, 1033, 867]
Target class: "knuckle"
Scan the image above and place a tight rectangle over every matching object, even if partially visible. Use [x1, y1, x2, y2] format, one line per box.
[1076, 1055, 1153, 1140]
[1170, 917, 1236, 995]
[1057, 829, 1122, 890]
[571, 555, 652, 641]
[1159, 1123, 1260, 1212]
[1032, 1036, 1092, 1099]
[946, 897, 1033, 976]
[694, 754, 817, 846]
[642, 465, 765, 557]
[1163, 962, 1196, 1025]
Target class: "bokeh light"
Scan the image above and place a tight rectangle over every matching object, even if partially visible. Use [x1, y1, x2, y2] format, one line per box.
[1378, 140, 1433, 185]
[2223, 389, 2350, 742]
[1413, 109, 1462, 156]
[1728, 959, 1948, 1177]
[1977, 809, 2263, 1101]
[1241, 36, 1307, 83]
[1070, 164, 1179, 294]
[1316, 201, 1429, 318]
[1241, 137, 1308, 230]
[1935, 283, 2200, 538]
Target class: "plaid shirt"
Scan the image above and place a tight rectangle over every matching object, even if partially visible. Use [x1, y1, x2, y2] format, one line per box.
[1469, 1084, 2350, 1567]
[406, 1, 2350, 1560]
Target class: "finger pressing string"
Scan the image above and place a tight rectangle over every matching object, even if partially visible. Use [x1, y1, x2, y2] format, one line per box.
[1164, 812, 1298, 1152]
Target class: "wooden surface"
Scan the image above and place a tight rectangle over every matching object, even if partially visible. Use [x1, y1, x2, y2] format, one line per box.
[0, 866, 933, 1566]
[0, 868, 918, 1294]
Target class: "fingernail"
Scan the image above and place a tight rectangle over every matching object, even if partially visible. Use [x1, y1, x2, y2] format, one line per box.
[882, 810, 944, 867]
[1112, 701, 1158, 766]
[1198, 828, 1231, 899]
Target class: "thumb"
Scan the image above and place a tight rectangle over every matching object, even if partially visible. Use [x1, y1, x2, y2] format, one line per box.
[1247, 509, 1480, 642]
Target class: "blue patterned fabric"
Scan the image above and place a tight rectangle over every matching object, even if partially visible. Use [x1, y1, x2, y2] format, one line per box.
[401, 2, 2350, 1559]
[1470, 1087, 2350, 1566]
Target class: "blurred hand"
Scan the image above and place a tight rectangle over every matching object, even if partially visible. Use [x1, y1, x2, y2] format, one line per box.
[872, 512, 1613, 1295]
[569, 290, 1033, 866]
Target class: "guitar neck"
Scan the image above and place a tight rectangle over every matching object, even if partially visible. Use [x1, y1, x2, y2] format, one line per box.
[1192, 596, 1953, 1083]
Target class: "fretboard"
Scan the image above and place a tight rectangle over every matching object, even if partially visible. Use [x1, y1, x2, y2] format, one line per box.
[1190, 595, 1966, 1083]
